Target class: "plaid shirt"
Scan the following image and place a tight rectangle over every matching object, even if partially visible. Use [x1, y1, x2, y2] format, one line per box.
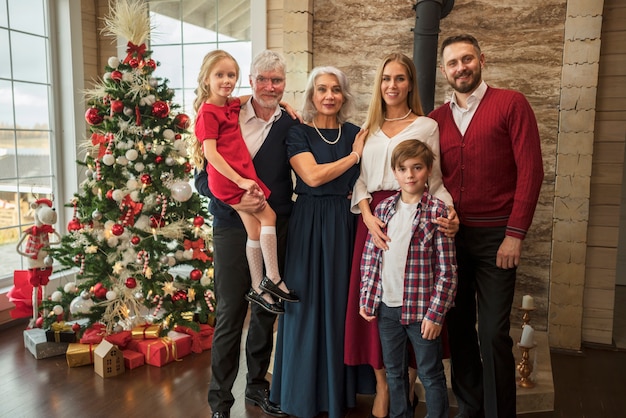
[359, 192, 457, 325]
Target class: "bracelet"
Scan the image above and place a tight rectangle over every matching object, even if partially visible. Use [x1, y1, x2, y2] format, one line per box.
[350, 151, 360, 165]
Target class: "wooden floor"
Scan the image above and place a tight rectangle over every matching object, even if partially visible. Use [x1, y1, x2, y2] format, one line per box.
[1, 316, 626, 418]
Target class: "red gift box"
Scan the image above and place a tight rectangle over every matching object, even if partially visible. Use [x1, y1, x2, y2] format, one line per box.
[174, 324, 215, 353]
[80, 323, 107, 344]
[122, 349, 145, 369]
[127, 331, 191, 367]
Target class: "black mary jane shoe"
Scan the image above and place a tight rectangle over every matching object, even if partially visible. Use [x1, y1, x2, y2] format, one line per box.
[245, 288, 284, 314]
[259, 276, 300, 302]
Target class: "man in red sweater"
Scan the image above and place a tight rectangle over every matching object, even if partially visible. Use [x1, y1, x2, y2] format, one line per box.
[429, 34, 544, 418]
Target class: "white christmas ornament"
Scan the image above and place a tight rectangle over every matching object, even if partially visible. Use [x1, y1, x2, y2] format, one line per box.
[116, 156, 129, 166]
[135, 215, 150, 230]
[51, 291, 63, 302]
[106, 290, 118, 301]
[64, 282, 78, 293]
[170, 181, 193, 202]
[52, 305, 64, 315]
[122, 72, 134, 82]
[135, 162, 145, 172]
[111, 189, 125, 202]
[125, 149, 139, 161]
[108, 56, 120, 68]
[162, 129, 175, 140]
[124, 107, 134, 117]
[70, 295, 94, 315]
[127, 179, 139, 190]
[102, 154, 115, 166]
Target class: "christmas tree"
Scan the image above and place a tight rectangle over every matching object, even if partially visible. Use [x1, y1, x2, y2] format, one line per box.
[40, 0, 214, 335]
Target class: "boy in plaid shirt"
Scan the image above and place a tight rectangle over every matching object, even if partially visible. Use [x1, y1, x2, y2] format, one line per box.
[359, 139, 457, 418]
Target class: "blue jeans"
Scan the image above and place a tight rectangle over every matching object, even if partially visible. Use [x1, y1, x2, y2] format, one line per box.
[378, 303, 449, 418]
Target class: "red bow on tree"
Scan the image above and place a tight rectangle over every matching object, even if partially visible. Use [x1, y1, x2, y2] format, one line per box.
[91, 132, 113, 158]
[123, 41, 147, 64]
[183, 238, 210, 262]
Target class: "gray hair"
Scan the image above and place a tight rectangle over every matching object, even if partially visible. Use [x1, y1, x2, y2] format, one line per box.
[302, 66, 355, 124]
[250, 50, 286, 77]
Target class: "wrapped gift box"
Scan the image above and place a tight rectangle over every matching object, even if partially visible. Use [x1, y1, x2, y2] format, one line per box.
[175, 323, 214, 353]
[45, 322, 77, 343]
[80, 323, 107, 344]
[122, 349, 145, 369]
[127, 331, 192, 367]
[131, 323, 161, 340]
[24, 328, 69, 359]
[66, 343, 99, 367]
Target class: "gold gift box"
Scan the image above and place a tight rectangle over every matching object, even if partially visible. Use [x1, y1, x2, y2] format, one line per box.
[66, 343, 99, 367]
[131, 324, 162, 340]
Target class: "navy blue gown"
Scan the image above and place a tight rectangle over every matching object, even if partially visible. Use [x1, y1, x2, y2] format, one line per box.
[270, 122, 361, 418]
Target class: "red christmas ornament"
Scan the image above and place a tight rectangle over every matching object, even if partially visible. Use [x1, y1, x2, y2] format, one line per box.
[193, 216, 205, 227]
[190, 268, 203, 281]
[150, 215, 165, 228]
[175, 134, 182, 140]
[106, 189, 114, 200]
[125, 277, 137, 289]
[152, 101, 170, 119]
[145, 59, 157, 70]
[155, 155, 163, 164]
[128, 58, 139, 68]
[110, 99, 124, 113]
[174, 113, 190, 130]
[94, 283, 107, 299]
[171, 290, 187, 302]
[67, 218, 82, 232]
[140, 174, 152, 185]
[111, 70, 123, 82]
[111, 223, 124, 236]
[35, 316, 44, 328]
[183, 162, 192, 173]
[72, 322, 81, 333]
[130, 236, 141, 245]
[85, 107, 103, 125]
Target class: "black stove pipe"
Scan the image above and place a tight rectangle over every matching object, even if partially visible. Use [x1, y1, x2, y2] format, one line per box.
[412, 0, 454, 114]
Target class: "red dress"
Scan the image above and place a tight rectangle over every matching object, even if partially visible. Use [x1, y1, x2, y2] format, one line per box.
[195, 98, 270, 204]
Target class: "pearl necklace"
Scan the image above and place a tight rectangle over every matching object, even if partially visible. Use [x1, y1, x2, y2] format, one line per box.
[312, 120, 342, 145]
[384, 109, 412, 121]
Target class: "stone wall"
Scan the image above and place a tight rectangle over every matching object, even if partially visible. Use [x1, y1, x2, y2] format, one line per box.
[311, 0, 567, 331]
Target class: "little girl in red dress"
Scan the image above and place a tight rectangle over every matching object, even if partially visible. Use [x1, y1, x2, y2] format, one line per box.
[192, 50, 299, 313]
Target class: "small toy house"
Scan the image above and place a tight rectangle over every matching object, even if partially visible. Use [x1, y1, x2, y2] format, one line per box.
[94, 339, 125, 378]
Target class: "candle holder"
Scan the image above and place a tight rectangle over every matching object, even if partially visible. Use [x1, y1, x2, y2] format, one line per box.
[516, 342, 537, 388]
[520, 306, 535, 328]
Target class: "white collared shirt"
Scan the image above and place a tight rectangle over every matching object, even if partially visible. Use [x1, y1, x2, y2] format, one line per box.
[238, 100, 282, 158]
[449, 80, 488, 135]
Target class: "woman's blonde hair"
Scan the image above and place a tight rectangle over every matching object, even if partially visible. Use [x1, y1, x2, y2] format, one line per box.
[189, 50, 240, 169]
[363, 53, 424, 136]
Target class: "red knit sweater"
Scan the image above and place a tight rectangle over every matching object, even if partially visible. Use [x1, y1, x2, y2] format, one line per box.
[429, 86, 544, 239]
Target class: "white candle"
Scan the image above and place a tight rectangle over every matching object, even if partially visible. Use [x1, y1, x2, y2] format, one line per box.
[520, 325, 534, 347]
[522, 294, 535, 309]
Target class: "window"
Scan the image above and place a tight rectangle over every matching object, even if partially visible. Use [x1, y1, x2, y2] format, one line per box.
[147, 0, 260, 118]
[0, 0, 55, 280]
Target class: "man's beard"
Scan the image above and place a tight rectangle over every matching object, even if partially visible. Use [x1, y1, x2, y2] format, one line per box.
[450, 68, 481, 94]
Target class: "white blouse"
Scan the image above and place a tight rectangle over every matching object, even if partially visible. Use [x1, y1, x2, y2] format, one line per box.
[350, 116, 453, 213]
